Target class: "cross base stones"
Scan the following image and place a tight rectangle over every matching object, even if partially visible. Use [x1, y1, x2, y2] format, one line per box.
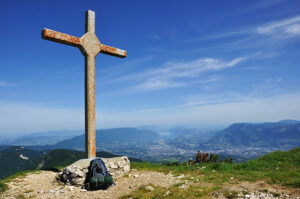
[57, 157, 130, 186]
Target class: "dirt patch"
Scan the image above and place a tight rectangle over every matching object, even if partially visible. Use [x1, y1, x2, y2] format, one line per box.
[1, 170, 177, 199]
[218, 180, 300, 199]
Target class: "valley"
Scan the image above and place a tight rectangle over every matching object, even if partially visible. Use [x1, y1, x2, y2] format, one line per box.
[0, 120, 299, 167]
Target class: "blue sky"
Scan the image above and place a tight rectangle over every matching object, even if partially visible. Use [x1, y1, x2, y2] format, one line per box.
[1, 0, 300, 136]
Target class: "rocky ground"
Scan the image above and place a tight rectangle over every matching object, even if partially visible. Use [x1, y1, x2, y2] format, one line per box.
[220, 180, 300, 199]
[1, 170, 299, 199]
[0, 170, 177, 199]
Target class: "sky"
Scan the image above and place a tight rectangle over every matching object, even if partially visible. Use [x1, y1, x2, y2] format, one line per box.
[1, 0, 300, 136]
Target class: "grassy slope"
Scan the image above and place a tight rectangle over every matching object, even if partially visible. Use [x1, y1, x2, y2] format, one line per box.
[0, 148, 43, 179]
[1, 148, 299, 197]
[123, 147, 300, 199]
[132, 147, 300, 187]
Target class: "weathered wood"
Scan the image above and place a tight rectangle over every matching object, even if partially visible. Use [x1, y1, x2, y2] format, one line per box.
[42, 10, 127, 158]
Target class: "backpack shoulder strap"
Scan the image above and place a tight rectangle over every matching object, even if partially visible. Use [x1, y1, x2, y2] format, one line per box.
[96, 160, 107, 176]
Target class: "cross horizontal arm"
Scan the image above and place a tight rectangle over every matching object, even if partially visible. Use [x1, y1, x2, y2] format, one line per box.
[100, 44, 127, 58]
[42, 28, 81, 47]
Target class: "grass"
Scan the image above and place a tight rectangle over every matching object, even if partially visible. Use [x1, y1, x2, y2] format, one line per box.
[120, 184, 221, 199]
[223, 190, 238, 199]
[1, 147, 299, 198]
[16, 194, 26, 199]
[125, 148, 299, 198]
[132, 147, 300, 188]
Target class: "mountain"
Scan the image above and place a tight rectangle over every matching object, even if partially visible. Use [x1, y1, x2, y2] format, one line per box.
[2, 122, 299, 164]
[0, 147, 44, 178]
[0, 146, 12, 151]
[3, 128, 160, 162]
[1, 130, 82, 146]
[48, 128, 159, 151]
[0, 147, 142, 179]
[278, 119, 300, 125]
[208, 121, 300, 148]
[164, 120, 300, 161]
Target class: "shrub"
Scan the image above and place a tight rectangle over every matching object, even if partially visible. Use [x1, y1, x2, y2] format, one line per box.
[195, 151, 219, 164]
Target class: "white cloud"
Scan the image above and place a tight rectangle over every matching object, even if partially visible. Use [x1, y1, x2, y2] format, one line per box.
[105, 57, 245, 93]
[97, 93, 300, 127]
[284, 23, 300, 35]
[137, 57, 245, 91]
[131, 79, 185, 91]
[257, 15, 300, 37]
[186, 15, 300, 53]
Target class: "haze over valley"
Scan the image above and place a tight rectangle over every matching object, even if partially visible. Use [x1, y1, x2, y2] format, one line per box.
[1, 119, 299, 163]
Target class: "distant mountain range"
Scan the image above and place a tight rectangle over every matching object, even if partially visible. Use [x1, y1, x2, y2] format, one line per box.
[208, 119, 300, 148]
[1, 130, 82, 146]
[1, 120, 299, 162]
[54, 127, 159, 149]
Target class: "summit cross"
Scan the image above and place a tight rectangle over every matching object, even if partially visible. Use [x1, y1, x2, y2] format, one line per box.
[42, 10, 127, 158]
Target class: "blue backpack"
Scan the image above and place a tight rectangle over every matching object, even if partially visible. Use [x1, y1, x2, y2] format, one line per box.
[84, 158, 114, 190]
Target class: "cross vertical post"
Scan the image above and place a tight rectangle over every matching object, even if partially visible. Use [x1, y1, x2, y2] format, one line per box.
[84, 10, 96, 158]
[42, 10, 127, 158]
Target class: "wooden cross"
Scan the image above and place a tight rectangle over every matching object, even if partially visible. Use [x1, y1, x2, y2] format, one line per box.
[42, 10, 127, 158]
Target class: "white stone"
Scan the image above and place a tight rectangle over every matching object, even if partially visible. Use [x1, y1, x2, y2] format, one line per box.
[123, 165, 130, 172]
[177, 174, 185, 179]
[145, 186, 154, 191]
[19, 154, 29, 160]
[164, 191, 171, 196]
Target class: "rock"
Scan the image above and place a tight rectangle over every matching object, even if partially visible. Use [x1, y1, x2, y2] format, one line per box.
[133, 174, 139, 178]
[179, 184, 188, 189]
[145, 186, 154, 191]
[57, 156, 130, 187]
[67, 186, 74, 191]
[80, 189, 87, 192]
[70, 174, 78, 178]
[124, 165, 130, 172]
[177, 174, 185, 179]
[62, 174, 68, 181]
[164, 190, 171, 196]
[110, 162, 118, 169]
